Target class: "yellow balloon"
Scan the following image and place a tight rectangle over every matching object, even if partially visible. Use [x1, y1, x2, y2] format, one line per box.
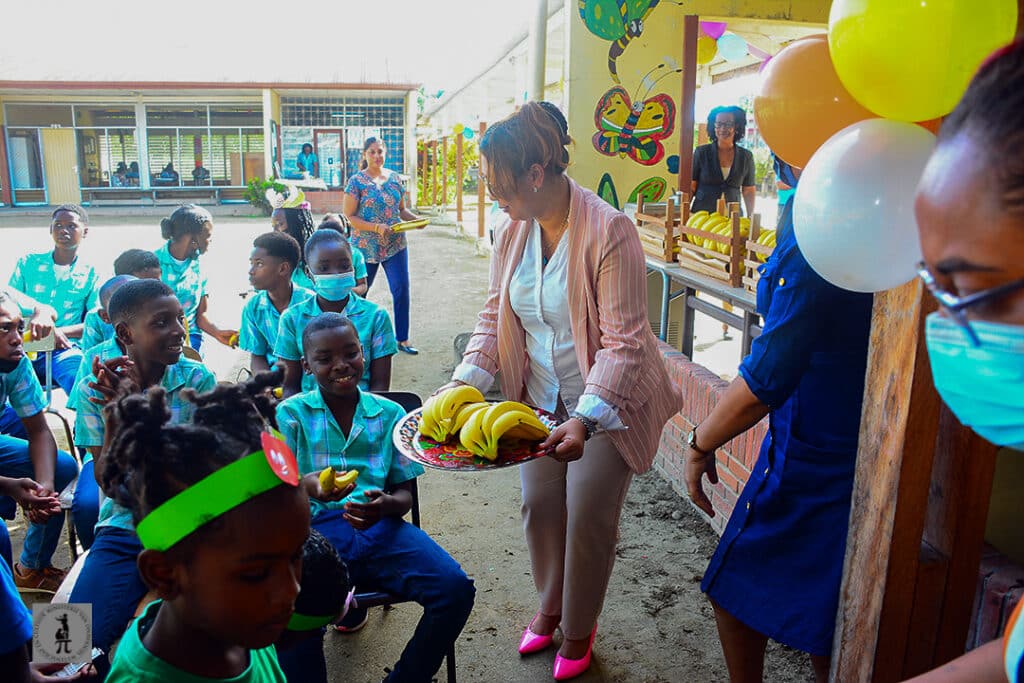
[697, 35, 718, 65]
[453, 123, 465, 135]
[828, 0, 1018, 121]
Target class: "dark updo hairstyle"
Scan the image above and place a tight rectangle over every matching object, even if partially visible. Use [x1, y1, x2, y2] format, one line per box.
[479, 101, 571, 200]
[101, 369, 285, 536]
[707, 105, 748, 144]
[51, 203, 88, 224]
[278, 207, 316, 269]
[359, 137, 385, 171]
[294, 529, 350, 621]
[939, 39, 1024, 214]
[160, 204, 212, 241]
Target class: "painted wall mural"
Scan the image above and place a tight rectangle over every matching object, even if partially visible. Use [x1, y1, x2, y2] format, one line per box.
[591, 63, 678, 166]
[597, 173, 620, 209]
[628, 176, 667, 204]
[576, 0, 683, 82]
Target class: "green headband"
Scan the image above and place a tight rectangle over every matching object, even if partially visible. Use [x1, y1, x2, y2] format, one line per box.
[136, 432, 300, 552]
[286, 587, 356, 632]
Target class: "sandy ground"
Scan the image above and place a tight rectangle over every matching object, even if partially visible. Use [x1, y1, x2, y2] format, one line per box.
[0, 211, 812, 682]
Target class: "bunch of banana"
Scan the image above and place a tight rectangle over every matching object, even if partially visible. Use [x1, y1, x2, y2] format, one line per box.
[319, 466, 359, 493]
[753, 229, 776, 262]
[458, 401, 550, 461]
[683, 212, 750, 254]
[419, 385, 487, 442]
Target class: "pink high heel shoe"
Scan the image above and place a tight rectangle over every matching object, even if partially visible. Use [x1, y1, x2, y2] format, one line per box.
[518, 612, 560, 655]
[552, 625, 597, 681]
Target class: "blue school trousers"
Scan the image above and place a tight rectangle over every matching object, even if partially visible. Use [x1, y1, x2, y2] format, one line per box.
[0, 435, 77, 570]
[365, 247, 411, 343]
[68, 526, 148, 651]
[71, 460, 99, 550]
[313, 510, 474, 683]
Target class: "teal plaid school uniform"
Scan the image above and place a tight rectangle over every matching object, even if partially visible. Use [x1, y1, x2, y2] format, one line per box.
[276, 389, 423, 516]
[76, 358, 216, 531]
[1, 356, 46, 418]
[155, 242, 206, 329]
[275, 294, 397, 393]
[8, 252, 99, 328]
[9, 287, 43, 318]
[68, 337, 124, 414]
[239, 285, 312, 368]
[80, 309, 113, 352]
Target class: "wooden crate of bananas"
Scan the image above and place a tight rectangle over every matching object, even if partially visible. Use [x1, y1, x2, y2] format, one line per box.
[634, 194, 684, 263]
[676, 198, 751, 288]
[742, 219, 778, 294]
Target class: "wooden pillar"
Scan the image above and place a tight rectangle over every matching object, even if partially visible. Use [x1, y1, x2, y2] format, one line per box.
[420, 144, 428, 210]
[477, 122, 487, 238]
[431, 140, 439, 207]
[456, 133, 464, 223]
[678, 15, 699, 194]
[441, 136, 449, 210]
[831, 281, 999, 682]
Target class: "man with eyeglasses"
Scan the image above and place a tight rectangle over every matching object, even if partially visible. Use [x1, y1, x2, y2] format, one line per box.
[0, 290, 77, 592]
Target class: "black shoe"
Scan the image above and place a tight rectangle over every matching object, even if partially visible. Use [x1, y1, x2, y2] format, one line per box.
[397, 343, 419, 355]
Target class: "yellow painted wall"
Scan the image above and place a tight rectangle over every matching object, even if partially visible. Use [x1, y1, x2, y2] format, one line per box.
[41, 128, 80, 204]
[565, 0, 829, 205]
[985, 448, 1024, 564]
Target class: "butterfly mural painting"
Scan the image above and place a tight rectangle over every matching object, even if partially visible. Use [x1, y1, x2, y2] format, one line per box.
[577, 0, 682, 82]
[592, 85, 676, 166]
[597, 173, 620, 209]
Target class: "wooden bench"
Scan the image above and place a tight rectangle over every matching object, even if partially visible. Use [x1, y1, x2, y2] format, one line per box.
[84, 188, 155, 206]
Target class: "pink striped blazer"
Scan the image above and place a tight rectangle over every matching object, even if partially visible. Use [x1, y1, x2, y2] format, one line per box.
[462, 177, 683, 473]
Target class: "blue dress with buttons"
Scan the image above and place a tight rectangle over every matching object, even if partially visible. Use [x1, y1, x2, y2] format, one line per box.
[700, 200, 874, 656]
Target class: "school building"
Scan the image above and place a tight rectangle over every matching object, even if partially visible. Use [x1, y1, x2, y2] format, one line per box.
[0, 81, 419, 208]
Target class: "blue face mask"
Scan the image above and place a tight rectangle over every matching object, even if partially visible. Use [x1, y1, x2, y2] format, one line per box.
[312, 271, 356, 302]
[925, 312, 1024, 450]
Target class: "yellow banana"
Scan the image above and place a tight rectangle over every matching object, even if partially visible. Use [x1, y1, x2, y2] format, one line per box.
[452, 402, 489, 433]
[459, 408, 490, 458]
[420, 385, 486, 442]
[319, 466, 337, 493]
[487, 409, 550, 456]
[334, 469, 358, 489]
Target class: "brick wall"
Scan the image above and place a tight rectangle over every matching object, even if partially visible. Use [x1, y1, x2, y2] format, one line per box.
[653, 341, 767, 534]
[652, 341, 1023, 645]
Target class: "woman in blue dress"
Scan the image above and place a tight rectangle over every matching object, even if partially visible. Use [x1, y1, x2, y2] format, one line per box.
[683, 174, 874, 682]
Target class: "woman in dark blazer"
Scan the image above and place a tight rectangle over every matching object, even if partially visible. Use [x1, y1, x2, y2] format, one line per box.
[691, 106, 756, 216]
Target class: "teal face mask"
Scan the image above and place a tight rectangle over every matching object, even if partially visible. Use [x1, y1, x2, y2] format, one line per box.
[925, 312, 1024, 450]
[312, 272, 356, 302]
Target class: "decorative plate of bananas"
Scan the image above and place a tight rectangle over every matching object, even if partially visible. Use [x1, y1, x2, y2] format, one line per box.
[394, 386, 559, 471]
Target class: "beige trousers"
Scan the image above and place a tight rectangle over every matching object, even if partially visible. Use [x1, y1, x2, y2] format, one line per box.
[519, 432, 634, 640]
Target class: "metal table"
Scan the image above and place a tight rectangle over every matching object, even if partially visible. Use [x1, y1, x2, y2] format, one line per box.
[646, 257, 763, 358]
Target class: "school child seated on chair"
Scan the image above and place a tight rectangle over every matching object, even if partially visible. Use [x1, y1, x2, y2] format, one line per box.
[101, 372, 308, 682]
[69, 279, 216, 653]
[277, 312, 475, 683]
[318, 213, 369, 297]
[276, 229, 396, 398]
[275, 528, 353, 683]
[0, 291, 77, 592]
[79, 251, 162, 354]
[7, 203, 99, 395]
[240, 232, 311, 376]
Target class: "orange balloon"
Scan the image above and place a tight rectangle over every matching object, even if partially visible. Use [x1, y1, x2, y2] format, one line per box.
[916, 118, 943, 134]
[754, 36, 875, 167]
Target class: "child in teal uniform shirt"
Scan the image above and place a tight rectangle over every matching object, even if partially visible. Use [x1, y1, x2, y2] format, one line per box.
[276, 230, 396, 397]
[0, 291, 77, 592]
[69, 279, 216, 654]
[319, 213, 369, 297]
[103, 373, 307, 682]
[239, 232, 311, 375]
[8, 203, 98, 394]
[277, 313, 474, 683]
[80, 250, 162, 352]
[155, 205, 237, 352]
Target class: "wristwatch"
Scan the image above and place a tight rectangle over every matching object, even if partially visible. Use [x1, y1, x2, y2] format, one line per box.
[687, 426, 709, 455]
[569, 412, 599, 441]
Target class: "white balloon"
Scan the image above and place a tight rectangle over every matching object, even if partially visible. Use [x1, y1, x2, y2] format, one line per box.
[793, 119, 935, 293]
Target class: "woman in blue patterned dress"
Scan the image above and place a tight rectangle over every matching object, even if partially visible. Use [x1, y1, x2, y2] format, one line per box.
[342, 137, 421, 355]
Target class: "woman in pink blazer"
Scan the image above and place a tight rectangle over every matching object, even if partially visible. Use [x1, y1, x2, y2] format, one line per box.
[441, 102, 681, 680]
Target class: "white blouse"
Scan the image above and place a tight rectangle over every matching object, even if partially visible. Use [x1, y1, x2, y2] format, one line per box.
[454, 221, 623, 430]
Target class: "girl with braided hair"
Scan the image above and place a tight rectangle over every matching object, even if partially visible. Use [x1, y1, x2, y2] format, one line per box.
[271, 204, 317, 291]
[102, 371, 311, 682]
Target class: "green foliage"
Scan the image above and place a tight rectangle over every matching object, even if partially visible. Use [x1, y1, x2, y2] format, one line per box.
[753, 148, 774, 187]
[244, 177, 287, 216]
[416, 137, 480, 206]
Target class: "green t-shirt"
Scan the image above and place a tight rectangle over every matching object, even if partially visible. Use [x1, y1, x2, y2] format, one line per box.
[107, 601, 286, 683]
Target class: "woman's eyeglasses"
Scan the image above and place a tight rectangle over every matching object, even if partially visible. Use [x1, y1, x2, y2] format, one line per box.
[714, 123, 735, 130]
[917, 261, 1024, 347]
